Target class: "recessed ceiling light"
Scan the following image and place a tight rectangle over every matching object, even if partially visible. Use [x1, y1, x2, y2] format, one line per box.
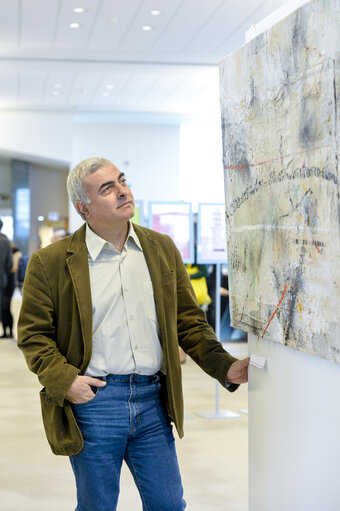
[142, 25, 152, 31]
[73, 7, 85, 13]
[37, 216, 45, 222]
[52, 90, 59, 96]
[150, 10, 161, 16]
[54, 83, 62, 88]
[70, 22, 80, 28]
[106, 84, 114, 90]
[102, 92, 110, 98]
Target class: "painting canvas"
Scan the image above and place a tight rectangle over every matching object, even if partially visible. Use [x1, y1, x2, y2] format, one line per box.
[220, 0, 340, 363]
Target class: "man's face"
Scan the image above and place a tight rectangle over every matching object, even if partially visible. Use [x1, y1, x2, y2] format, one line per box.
[78, 163, 135, 227]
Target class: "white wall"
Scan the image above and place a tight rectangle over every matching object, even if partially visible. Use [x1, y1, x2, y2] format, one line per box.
[248, 333, 340, 511]
[69, 122, 180, 231]
[0, 111, 73, 163]
[179, 121, 225, 210]
[29, 163, 69, 252]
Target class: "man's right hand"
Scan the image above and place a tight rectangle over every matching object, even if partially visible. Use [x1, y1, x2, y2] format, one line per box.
[66, 375, 107, 404]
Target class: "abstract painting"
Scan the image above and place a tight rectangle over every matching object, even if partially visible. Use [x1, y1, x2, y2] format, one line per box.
[220, 0, 340, 363]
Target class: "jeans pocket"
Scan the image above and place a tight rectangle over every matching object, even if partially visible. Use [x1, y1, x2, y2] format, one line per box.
[153, 374, 163, 392]
[73, 386, 103, 407]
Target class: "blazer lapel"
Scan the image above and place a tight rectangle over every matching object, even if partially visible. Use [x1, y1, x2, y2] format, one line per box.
[66, 225, 93, 368]
[134, 226, 167, 344]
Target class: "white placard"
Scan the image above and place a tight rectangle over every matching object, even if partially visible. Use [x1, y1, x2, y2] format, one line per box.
[197, 203, 227, 264]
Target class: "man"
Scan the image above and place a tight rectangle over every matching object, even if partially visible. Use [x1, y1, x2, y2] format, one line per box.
[18, 157, 249, 511]
[0, 219, 13, 327]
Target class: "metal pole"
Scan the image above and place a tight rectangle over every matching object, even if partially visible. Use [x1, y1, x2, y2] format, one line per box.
[196, 263, 240, 420]
[215, 264, 221, 414]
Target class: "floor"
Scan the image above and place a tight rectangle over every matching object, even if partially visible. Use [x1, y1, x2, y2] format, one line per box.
[0, 292, 248, 511]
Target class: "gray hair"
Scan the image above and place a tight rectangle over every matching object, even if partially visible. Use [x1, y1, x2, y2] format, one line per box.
[67, 157, 112, 220]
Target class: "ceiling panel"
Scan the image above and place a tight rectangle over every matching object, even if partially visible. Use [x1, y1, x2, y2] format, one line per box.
[136, 71, 188, 109]
[90, 71, 134, 108]
[53, 0, 101, 49]
[0, 72, 18, 107]
[42, 70, 76, 107]
[21, 0, 60, 48]
[213, 0, 286, 53]
[164, 69, 215, 106]
[185, 1, 252, 54]
[0, 0, 19, 48]
[87, 0, 145, 51]
[66, 72, 104, 106]
[19, 70, 46, 105]
[118, 0, 185, 52]
[153, 0, 225, 52]
[113, 72, 161, 109]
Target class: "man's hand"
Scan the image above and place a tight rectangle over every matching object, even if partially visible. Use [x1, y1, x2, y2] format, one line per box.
[66, 375, 107, 404]
[227, 358, 250, 384]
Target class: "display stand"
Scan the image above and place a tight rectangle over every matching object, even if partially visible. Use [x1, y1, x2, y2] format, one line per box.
[195, 204, 240, 420]
[148, 201, 194, 263]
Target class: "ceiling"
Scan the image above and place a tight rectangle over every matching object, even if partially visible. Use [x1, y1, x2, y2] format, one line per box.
[0, 0, 285, 118]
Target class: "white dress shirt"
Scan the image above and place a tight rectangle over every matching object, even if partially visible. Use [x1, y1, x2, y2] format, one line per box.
[84, 222, 163, 376]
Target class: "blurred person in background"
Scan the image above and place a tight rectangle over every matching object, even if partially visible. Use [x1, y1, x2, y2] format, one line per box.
[0, 219, 13, 334]
[206, 264, 246, 341]
[1, 242, 22, 338]
[181, 261, 211, 363]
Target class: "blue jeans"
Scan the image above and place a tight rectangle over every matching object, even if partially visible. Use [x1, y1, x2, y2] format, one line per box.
[70, 373, 186, 511]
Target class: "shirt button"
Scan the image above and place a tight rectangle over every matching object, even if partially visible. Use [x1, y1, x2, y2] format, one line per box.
[135, 345, 139, 350]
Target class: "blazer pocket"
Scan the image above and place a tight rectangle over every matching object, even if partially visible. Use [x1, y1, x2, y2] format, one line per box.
[161, 271, 175, 285]
[39, 388, 83, 455]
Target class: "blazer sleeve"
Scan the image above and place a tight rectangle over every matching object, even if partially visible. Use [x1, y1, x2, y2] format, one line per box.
[172, 243, 239, 391]
[17, 252, 80, 406]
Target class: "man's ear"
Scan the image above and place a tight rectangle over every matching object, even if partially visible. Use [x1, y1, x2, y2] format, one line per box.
[75, 200, 89, 217]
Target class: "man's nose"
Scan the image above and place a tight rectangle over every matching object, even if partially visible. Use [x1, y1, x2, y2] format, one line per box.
[116, 183, 127, 196]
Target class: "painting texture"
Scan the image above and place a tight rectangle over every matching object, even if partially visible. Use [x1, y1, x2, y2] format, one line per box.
[220, 0, 340, 363]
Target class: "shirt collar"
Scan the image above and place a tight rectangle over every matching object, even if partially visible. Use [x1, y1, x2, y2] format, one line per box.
[85, 222, 142, 261]
[128, 222, 143, 251]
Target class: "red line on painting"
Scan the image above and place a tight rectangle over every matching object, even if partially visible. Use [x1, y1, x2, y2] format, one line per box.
[312, 239, 321, 254]
[225, 145, 330, 170]
[261, 284, 288, 339]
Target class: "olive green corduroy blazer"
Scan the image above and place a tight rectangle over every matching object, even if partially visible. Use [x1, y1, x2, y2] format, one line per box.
[17, 223, 238, 456]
